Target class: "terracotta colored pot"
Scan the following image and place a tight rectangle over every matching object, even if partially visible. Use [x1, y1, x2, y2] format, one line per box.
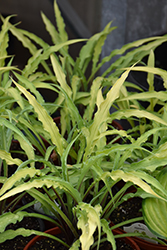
[113, 228, 141, 250]
[24, 226, 140, 250]
[112, 223, 167, 250]
[133, 236, 167, 250]
[24, 227, 61, 250]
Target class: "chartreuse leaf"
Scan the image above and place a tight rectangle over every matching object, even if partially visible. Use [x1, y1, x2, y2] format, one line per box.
[41, 2, 74, 63]
[0, 173, 81, 240]
[18, 29, 49, 50]
[0, 211, 27, 233]
[6, 18, 85, 74]
[0, 228, 70, 247]
[142, 167, 167, 240]
[71, 75, 81, 101]
[70, 239, 80, 250]
[83, 77, 103, 122]
[128, 66, 167, 87]
[101, 35, 167, 78]
[41, 11, 60, 45]
[13, 81, 64, 156]
[14, 72, 44, 103]
[40, 39, 87, 64]
[111, 109, 167, 127]
[10, 26, 52, 75]
[78, 21, 115, 77]
[92, 22, 116, 74]
[0, 211, 69, 247]
[61, 133, 80, 181]
[0, 149, 22, 166]
[147, 50, 155, 92]
[101, 219, 116, 250]
[41, 0, 69, 51]
[84, 69, 131, 160]
[0, 15, 12, 68]
[14, 133, 35, 168]
[75, 203, 102, 250]
[79, 33, 101, 72]
[8, 23, 38, 55]
[50, 53, 72, 97]
[0, 117, 32, 148]
[129, 140, 167, 172]
[54, 0, 68, 44]
[0, 176, 6, 184]
[56, 84, 84, 129]
[107, 170, 167, 200]
[0, 168, 41, 196]
[116, 90, 167, 103]
[7, 87, 25, 111]
[0, 174, 81, 203]
[0, 66, 18, 74]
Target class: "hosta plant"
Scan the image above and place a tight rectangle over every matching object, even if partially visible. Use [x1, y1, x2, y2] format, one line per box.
[142, 166, 167, 241]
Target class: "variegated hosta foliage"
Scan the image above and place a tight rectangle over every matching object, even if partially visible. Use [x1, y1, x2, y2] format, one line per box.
[142, 167, 167, 241]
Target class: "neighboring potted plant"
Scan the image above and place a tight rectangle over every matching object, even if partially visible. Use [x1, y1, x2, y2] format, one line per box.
[141, 166, 167, 249]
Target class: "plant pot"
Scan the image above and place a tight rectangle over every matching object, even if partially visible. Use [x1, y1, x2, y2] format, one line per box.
[133, 236, 167, 250]
[112, 228, 141, 250]
[23, 227, 62, 250]
[115, 226, 167, 250]
[24, 226, 141, 250]
[110, 197, 167, 250]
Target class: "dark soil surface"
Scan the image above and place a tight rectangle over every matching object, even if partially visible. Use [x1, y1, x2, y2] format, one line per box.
[99, 238, 135, 250]
[28, 236, 67, 250]
[110, 197, 143, 227]
[116, 239, 135, 250]
[29, 236, 135, 250]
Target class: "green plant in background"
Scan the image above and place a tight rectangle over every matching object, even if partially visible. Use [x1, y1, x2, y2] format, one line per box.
[112, 49, 167, 144]
[3, 0, 167, 137]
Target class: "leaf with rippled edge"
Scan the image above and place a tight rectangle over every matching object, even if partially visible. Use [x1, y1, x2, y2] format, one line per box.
[14, 81, 64, 156]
